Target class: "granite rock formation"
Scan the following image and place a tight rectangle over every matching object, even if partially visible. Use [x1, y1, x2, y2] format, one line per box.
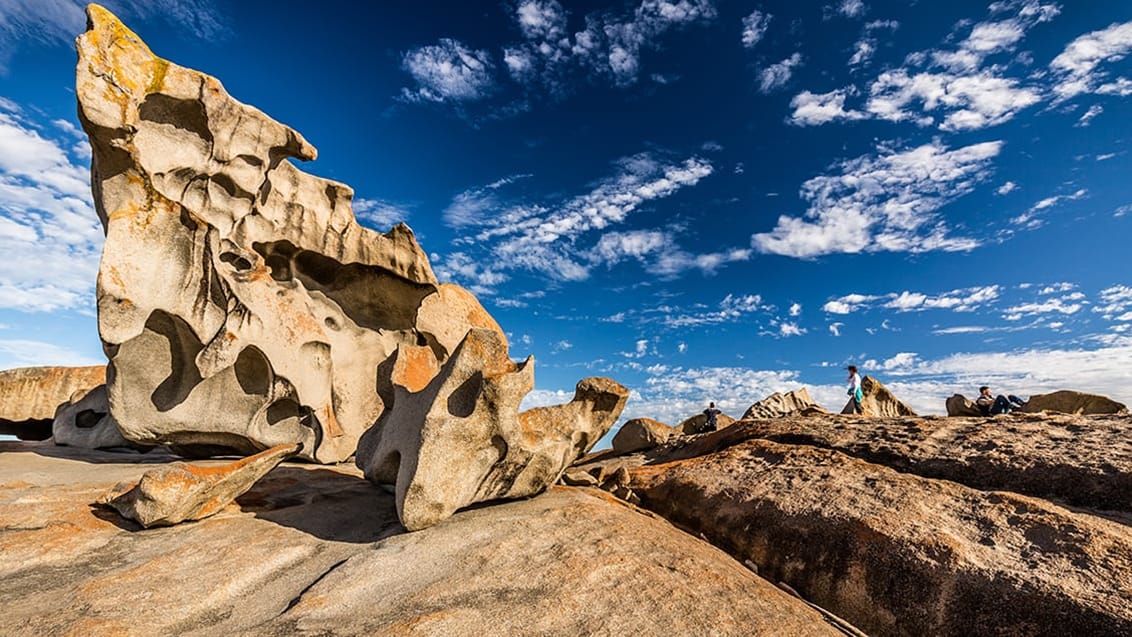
[1022, 390, 1128, 415]
[75, 6, 615, 475]
[101, 443, 300, 527]
[840, 375, 916, 417]
[51, 384, 134, 449]
[945, 393, 982, 417]
[0, 366, 105, 440]
[678, 411, 736, 434]
[356, 329, 628, 530]
[612, 417, 676, 453]
[577, 413, 1132, 635]
[742, 388, 827, 419]
[0, 442, 840, 635]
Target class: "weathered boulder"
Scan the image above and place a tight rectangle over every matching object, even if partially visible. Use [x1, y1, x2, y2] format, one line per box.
[607, 434, 1132, 636]
[1022, 390, 1128, 415]
[100, 443, 300, 527]
[731, 414, 1132, 513]
[51, 384, 136, 449]
[0, 442, 839, 635]
[945, 393, 982, 417]
[0, 366, 105, 440]
[840, 375, 916, 416]
[612, 417, 676, 453]
[742, 388, 828, 419]
[356, 328, 629, 530]
[74, 6, 524, 463]
[678, 411, 736, 434]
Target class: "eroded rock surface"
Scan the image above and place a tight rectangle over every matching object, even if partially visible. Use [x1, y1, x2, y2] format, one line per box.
[100, 443, 300, 527]
[357, 329, 628, 530]
[0, 366, 106, 440]
[840, 375, 916, 416]
[574, 413, 1132, 635]
[678, 411, 736, 434]
[945, 393, 981, 417]
[611, 417, 676, 453]
[0, 442, 838, 636]
[1022, 390, 1128, 415]
[742, 388, 827, 419]
[51, 384, 135, 449]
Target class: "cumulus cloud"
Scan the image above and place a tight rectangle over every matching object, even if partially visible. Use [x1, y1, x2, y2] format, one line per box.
[824, 286, 1001, 315]
[401, 38, 497, 103]
[759, 53, 803, 93]
[789, 89, 865, 126]
[741, 10, 771, 49]
[1050, 21, 1132, 101]
[619, 365, 802, 425]
[752, 140, 1000, 258]
[997, 181, 1018, 195]
[1094, 285, 1132, 321]
[0, 106, 102, 312]
[837, 0, 867, 19]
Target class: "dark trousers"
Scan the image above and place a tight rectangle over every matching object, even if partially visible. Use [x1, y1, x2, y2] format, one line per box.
[990, 395, 1024, 415]
[851, 397, 863, 414]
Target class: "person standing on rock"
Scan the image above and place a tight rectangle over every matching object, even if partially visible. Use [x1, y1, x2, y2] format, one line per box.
[846, 366, 863, 414]
[976, 386, 1025, 416]
[702, 402, 722, 432]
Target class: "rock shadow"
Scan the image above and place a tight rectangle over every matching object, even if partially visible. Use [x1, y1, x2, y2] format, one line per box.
[0, 440, 175, 465]
[236, 465, 406, 544]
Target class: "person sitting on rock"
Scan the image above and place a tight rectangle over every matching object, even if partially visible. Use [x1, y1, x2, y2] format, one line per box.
[975, 386, 1025, 416]
[702, 402, 722, 432]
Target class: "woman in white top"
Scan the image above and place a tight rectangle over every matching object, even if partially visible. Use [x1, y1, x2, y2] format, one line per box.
[846, 365, 863, 414]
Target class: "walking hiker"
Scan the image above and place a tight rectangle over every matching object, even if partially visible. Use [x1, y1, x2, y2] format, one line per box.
[976, 386, 1025, 416]
[846, 365, 863, 414]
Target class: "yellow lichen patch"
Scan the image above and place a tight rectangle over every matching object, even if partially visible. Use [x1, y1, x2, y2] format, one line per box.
[147, 58, 169, 94]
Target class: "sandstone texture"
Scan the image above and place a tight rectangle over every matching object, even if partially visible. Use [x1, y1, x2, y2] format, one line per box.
[1022, 390, 1129, 415]
[840, 375, 916, 416]
[101, 443, 300, 527]
[611, 417, 676, 453]
[356, 329, 628, 530]
[0, 442, 839, 636]
[75, 7, 502, 463]
[579, 413, 1132, 636]
[945, 393, 982, 417]
[51, 384, 135, 449]
[742, 388, 827, 419]
[0, 366, 106, 439]
[678, 411, 736, 434]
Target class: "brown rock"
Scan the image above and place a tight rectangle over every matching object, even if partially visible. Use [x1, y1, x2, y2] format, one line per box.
[678, 411, 736, 434]
[623, 437, 1132, 636]
[840, 375, 916, 416]
[945, 393, 982, 417]
[742, 388, 828, 419]
[100, 443, 301, 527]
[0, 366, 106, 439]
[51, 384, 141, 450]
[1022, 390, 1128, 415]
[611, 417, 676, 453]
[0, 442, 839, 636]
[356, 329, 629, 530]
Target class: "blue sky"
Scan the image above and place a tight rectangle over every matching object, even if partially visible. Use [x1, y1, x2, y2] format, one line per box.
[1, 0, 1131, 432]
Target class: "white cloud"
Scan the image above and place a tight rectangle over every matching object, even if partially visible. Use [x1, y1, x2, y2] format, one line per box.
[444, 174, 531, 227]
[621, 365, 802, 425]
[838, 0, 866, 18]
[933, 325, 990, 335]
[551, 339, 573, 353]
[865, 69, 1041, 132]
[0, 339, 102, 369]
[1012, 188, 1087, 227]
[753, 140, 999, 258]
[663, 294, 765, 328]
[401, 39, 496, 103]
[825, 286, 1000, 315]
[741, 10, 771, 49]
[1094, 285, 1132, 321]
[433, 251, 510, 296]
[997, 181, 1018, 195]
[1117, 204, 1132, 218]
[677, 342, 687, 353]
[759, 53, 803, 93]
[778, 321, 805, 337]
[1050, 21, 1132, 101]
[789, 89, 865, 126]
[1002, 295, 1085, 321]
[0, 0, 230, 73]
[829, 322, 844, 336]
[789, 302, 802, 317]
[823, 293, 881, 314]
[1076, 104, 1104, 126]
[352, 198, 411, 230]
[0, 107, 102, 313]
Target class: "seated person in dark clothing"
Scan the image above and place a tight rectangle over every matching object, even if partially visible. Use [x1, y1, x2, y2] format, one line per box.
[975, 386, 1026, 416]
[702, 402, 722, 432]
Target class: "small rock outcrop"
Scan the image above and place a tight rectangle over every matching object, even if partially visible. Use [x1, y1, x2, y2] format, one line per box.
[0, 366, 106, 440]
[742, 388, 827, 419]
[1021, 390, 1128, 415]
[945, 393, 982, 417]
[356, 329, 629, 531]
[100, 443, 300, 527]
[678, 411, 736, 434]
[51, 385, 135, 449]
[840, 375, 916, 417]
[612, 418, 676, 453]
